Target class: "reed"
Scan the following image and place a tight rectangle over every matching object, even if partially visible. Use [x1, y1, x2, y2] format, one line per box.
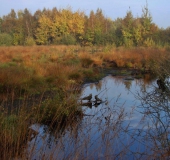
[0, 45, 169, 159]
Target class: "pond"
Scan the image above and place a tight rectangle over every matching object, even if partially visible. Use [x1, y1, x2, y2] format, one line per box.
[26, 74, 170, 159]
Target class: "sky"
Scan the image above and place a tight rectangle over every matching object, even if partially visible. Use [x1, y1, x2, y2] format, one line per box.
[0, 0, 169, 29]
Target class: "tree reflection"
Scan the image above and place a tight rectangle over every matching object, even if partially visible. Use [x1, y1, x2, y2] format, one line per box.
[124, 80, 132, 90]
[89, 81, 102, 91]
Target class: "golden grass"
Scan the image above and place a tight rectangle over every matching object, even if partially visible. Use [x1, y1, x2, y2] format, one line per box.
[0, 45, 168, 67]
[0, 45, 169, 89]
[0, 45, 169, 96]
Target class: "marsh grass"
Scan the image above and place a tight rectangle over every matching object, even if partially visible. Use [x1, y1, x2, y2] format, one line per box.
[0, 105, 32, 159]
[24, 94, 163, 160]
[0, 86, 82, 159]
[0, 45, 170, 159]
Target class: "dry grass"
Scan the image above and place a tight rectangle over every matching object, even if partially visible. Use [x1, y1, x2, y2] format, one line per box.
[0, 45, 169, 93]
[0, 45, 168, 67]
[0, 45, 169, 95]
[0, 45, 170, 159]
[99, 47, 167, 68]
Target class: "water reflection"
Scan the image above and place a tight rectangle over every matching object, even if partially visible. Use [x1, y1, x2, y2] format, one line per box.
[26, 74, 168, 159]
[137, 77, 170, 158]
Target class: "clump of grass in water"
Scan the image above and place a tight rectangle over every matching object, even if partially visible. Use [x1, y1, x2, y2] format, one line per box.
[36, 89, 82, 126]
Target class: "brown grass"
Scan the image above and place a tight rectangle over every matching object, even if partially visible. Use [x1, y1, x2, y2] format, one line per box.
[0, 45, 168, 67]
[0, 45, 169, 91]
[0, 45, 170, 159]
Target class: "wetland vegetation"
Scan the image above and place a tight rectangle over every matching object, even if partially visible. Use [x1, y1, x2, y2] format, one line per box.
[0, 45, 170, 159]
[0, 3, 170, 159]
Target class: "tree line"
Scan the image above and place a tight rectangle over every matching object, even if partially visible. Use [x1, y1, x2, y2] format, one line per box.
[0, 6, 170, 47]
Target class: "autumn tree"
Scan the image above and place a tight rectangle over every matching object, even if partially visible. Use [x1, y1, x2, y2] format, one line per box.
[82, 11, 95, 46]
[22, 9, 34, 38]
[82, 9, 110, 46]
[156, 28, 170, 46]
[35, 8, 85, 45]
[0, 17, 2, 33]
[0, 6, 167, 46]
[121, 10, 134, 47]
[93, 9, 106, 45]
[1, 9, 17, 35]
[112, 18, 124, 46]
[35, 14, 53, 44]
[119, 4, 158, 47]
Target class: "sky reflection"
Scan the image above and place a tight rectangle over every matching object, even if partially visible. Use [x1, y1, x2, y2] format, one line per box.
[27, 74, 168, 159]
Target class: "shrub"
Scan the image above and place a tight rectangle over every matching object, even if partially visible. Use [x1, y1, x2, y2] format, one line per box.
[61, 34, 76, 45]
[25, 37, 36, 46]
[143, 38, 155, 47]
[0, 33, 13, 46]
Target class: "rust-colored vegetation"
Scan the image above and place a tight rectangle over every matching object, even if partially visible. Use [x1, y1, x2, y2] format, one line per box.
[0, 45, 170, 159]
[0, 4, 170, 159]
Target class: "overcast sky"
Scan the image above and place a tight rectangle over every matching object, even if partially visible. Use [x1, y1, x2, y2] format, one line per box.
[0, 0, 169, 29]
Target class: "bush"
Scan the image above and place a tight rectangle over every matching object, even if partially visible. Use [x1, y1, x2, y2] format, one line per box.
[25, 37, 36, 46]
[61, 34, 77, 45]
[143, 38, 155, 47]
[0, 33, 13, 46]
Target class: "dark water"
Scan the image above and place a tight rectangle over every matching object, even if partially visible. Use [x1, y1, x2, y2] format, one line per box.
[26, 75, 170, 159]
